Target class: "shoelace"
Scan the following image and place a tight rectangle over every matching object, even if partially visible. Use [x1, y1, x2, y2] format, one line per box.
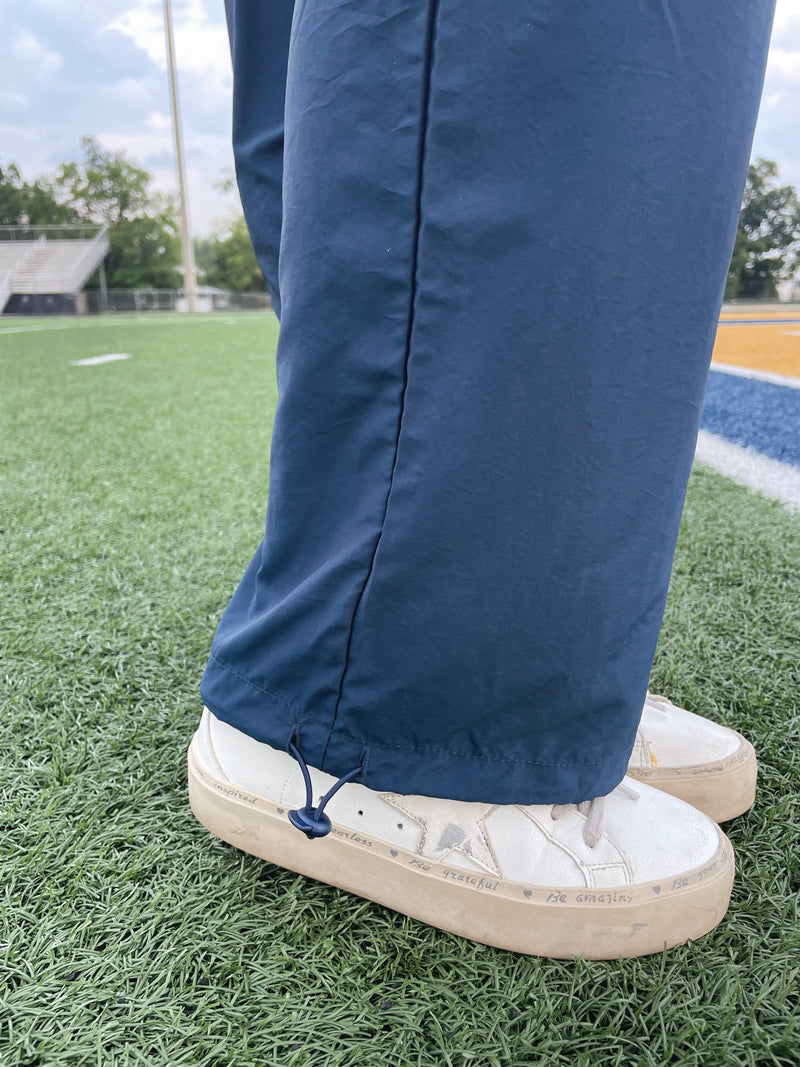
[551, 781, 639, 848]
[287, 739, 363, 840]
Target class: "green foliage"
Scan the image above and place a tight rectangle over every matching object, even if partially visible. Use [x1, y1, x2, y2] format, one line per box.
[103, 216, 181, 290]
[0, 162, 76, 226]
[195, 213, 263, 292]
[725, 158, 800, 300]
[1, 138, 181, 289]
[53, 136, 156, 226]
[52, 137, 181, 289]
[1, 316, 799, 1067]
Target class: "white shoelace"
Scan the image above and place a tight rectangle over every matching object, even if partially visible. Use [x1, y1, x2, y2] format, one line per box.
[550, 781, 639, 848]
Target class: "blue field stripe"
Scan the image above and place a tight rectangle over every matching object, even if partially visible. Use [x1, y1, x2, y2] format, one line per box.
[717, 318, 800, 326]
[700, 371, 800, 469]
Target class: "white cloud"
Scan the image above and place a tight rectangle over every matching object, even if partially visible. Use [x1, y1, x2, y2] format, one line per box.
[12, 31, 62, 75]
[773, 0, 800, 34]
[764, 47, 800, 83]
[144, 110, 172, 133]
[0, 121, 46, 148]
[150, 161, 238, 230]
[106, 0, 232, 96]
[752, 0, 800, 191]
[96, 129, 173, 162]
[105, 1, 165, 67]
[112, 76, 157, 108]
[0, 91, 29, 110]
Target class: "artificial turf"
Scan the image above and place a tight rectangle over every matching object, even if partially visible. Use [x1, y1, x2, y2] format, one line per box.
[1, 314, 798, 1066]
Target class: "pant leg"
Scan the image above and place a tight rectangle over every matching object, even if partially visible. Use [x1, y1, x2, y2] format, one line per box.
[202, 0, 775, 805]
[224, 0, 294, 317]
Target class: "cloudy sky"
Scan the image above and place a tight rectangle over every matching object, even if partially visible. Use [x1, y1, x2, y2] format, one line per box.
[1, 0, 799, 236]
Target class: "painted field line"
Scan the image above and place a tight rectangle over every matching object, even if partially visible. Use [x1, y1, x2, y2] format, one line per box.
[717, 318, 800, 326]
[694, 430, 800, 513]
[711, 362, 800, 391]
[71, 353, 130, 366]
[0, 313, 271, 335]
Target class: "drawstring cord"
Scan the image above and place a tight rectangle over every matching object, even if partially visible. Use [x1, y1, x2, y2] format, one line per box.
[287, 739, 363, 839]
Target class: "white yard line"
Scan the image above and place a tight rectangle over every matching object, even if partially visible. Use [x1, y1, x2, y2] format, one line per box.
[70, 353, 130, 366]
[0, 313, 271, 335]
[711, 362, 800, 391]
[694, 430, 800, 513]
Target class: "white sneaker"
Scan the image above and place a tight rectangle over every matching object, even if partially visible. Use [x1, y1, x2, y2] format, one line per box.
[627, 692, 757, 822]
[188, 708, 735, 959]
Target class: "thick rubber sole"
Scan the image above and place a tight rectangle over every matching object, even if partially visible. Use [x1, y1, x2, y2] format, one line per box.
[626, 732, 757, 823]
[188, 735, 735, 960]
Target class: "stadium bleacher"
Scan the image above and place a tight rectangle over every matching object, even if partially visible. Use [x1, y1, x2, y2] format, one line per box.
[0, 225, 110, 314]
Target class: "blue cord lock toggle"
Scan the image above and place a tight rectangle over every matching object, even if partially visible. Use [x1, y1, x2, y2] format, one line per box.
[287, 739, 363, 841]
[288, 807, 332, 839]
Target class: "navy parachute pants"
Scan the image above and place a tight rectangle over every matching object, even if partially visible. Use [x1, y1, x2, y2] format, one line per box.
[201, 0, 775, 804]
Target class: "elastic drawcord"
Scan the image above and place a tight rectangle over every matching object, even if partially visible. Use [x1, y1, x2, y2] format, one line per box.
[287, 739, 363, 840]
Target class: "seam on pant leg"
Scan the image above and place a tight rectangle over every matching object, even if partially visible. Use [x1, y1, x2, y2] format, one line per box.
[206, 651, 305, 717]
[320, 0, 442, 768]
[361, 737, 637, 771]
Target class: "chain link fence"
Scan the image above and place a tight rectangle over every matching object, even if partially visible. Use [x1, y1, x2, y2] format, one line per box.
[4, 286, 272, 316]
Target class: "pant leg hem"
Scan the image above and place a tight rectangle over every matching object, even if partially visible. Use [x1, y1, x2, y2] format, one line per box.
[358, 736, 631, 806]
[201, 653, 631, 806]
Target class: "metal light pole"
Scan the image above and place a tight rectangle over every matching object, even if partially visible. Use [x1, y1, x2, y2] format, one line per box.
[164, 0, 197, 312]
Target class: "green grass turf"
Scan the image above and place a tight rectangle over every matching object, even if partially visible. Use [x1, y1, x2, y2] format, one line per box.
[1, 314, 798, 1066]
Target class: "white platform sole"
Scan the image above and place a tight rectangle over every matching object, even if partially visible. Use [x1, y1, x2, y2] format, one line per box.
[188, 733, 735, 960]
[627, 732, 757, 823]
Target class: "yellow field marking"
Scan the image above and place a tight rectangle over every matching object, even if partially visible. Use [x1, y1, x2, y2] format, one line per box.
[712, 323, 800, 377]
[719, 309, 800, 320]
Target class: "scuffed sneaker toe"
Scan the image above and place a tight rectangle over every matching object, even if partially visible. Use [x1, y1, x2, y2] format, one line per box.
[627, 692, 757, 822]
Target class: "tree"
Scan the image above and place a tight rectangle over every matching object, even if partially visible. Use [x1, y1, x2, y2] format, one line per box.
[1, 141, 181, 289]
[725, 158, 800, 300]
[0, 162, 76, 226]
[53, 136, 157, 228]
[51, 136, 181, 289]
[195, 212, 263, 292]
[103, 215, 183, 290]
